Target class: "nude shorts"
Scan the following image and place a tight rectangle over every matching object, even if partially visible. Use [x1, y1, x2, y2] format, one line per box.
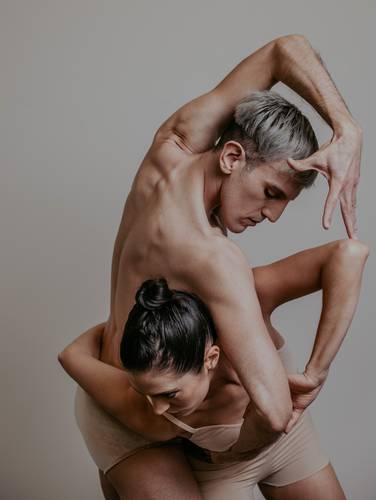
[185, 409, 329, 499]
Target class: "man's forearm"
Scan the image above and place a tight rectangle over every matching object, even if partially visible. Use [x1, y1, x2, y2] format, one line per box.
[230, 402, 282, 455]
[273, 35, 359, 133]
[305, 240, 369, 382]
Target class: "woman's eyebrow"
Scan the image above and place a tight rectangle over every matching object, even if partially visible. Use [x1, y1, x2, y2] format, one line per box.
[149, 389, 180, 397]
[132, 386, 180, 397]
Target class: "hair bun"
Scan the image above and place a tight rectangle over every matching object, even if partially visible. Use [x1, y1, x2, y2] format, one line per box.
[136, 278, 173, 311]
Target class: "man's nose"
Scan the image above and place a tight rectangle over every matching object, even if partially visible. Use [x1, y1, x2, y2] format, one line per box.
[263, 200, 289, 223]
[150, 398, 170, 415]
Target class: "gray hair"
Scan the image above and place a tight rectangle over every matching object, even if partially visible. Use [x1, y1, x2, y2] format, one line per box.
[215, 91, 319, 188]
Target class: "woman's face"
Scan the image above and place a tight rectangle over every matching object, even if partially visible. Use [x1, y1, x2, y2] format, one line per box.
[126, 345, 220, 417]
[217, 142, 302, 233]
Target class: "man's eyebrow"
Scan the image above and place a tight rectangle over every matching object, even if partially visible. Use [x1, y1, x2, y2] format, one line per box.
[269, 184, 288, 199]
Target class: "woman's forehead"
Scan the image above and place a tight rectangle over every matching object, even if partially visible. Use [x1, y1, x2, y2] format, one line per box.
[128, 368, 192, 394]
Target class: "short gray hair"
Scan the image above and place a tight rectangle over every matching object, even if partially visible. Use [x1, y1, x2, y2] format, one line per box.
[215, 91, 319, 188]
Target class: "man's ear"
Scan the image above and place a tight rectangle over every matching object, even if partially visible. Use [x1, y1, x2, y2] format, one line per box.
[219, 141, 247, 175]
[204, 344, 220, 371]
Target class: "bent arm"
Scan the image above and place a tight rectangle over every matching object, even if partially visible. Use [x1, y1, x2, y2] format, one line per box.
[58, 325, 175, 440]
[229, 239, 368, 454]
[58, 324, 132, 415]
[155, 35, 357, 155]
[191, 242, 292, 435]
[254, 239, 369, 382]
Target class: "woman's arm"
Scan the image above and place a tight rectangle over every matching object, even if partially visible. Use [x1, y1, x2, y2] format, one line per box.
[254, 238, 369, 381]
[224, 238, 368, 456]
[254, 238, 369, 432]
[58, 325, 177, 441]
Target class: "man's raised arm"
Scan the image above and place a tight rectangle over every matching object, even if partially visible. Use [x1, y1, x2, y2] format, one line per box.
[155, 34, 361, 236]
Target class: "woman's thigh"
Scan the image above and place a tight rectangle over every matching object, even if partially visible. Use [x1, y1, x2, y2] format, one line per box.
[259, 463, 346, 500]
[106, 444, 203, 500]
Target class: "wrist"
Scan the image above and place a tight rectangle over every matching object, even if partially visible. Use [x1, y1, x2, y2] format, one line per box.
[331, 115, 362, 139]
[304, 364, 329, 385]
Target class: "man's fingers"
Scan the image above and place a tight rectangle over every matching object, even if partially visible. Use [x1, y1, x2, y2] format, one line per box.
[287, 158, 310, 172]
[351, 182, 359, 238]
[340, 194, 355, 238]
[323, 181, 342, 230]
[284, 410, 301, 434]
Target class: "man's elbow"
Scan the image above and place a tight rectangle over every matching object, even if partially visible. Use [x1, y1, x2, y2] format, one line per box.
[260, 401, 293, 433]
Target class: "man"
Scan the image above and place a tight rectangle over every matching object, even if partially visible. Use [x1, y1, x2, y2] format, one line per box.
[61, 35, 364, 499]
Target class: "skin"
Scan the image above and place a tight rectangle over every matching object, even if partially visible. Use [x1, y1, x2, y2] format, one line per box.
[59, 35, 365, 499]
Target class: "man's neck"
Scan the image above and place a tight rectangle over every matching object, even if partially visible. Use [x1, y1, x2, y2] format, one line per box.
[201, 148, 222, 218]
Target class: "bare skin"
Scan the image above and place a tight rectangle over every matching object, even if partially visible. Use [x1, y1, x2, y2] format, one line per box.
[60, 35, 364, 499]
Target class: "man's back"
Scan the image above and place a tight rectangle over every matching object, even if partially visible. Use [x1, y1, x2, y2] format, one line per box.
[100, 140, 226, 367]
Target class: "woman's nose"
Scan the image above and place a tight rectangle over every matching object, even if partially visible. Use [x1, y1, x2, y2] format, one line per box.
[150, 398, 170, 415]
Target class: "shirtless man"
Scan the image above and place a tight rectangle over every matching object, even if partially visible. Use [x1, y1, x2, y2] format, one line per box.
[63, 35, 364, 499]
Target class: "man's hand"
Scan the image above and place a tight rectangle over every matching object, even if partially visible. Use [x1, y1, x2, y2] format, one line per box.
[285, 370, 327, 433]
[287, 122, 362, 238]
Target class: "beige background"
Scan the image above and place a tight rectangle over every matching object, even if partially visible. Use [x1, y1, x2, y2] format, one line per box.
[1, 1, 375, 499]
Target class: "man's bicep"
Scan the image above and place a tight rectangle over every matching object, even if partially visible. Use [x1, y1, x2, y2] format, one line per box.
[155, 89, 230, 154]
[155, 39, 277, 154]
[193, 250, 291, 427]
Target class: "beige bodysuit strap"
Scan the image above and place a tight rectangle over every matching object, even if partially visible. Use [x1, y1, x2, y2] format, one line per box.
[163, 412, 196, 433]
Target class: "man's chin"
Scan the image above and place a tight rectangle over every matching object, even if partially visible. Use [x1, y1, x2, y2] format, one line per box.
[227, 223, 248, 234]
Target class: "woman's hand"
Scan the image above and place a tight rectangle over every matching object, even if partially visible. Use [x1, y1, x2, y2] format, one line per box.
[284, 370, 327, 433]
[287, 121, 362, 238]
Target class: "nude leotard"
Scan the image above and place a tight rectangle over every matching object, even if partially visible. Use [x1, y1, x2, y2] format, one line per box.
[163, 412, 244, 452]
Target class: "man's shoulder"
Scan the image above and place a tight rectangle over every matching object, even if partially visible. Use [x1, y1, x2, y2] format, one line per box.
[143, 130, 192, 171]
[182, 237, 249, 289]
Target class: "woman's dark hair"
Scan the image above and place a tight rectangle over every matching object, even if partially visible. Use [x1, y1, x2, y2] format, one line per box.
[120, 278, 217, 374]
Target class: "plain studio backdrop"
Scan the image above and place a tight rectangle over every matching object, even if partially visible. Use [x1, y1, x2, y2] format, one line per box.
[1, 1, 375, 499]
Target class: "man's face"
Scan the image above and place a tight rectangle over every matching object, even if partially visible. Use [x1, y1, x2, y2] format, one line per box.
[218, 158, 302, 234]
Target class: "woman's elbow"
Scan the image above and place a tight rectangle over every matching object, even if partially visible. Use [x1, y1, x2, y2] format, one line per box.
[57, 348, 72, 372]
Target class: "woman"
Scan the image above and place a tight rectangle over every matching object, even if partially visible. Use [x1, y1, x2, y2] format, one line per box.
[60, 238, 368, 499]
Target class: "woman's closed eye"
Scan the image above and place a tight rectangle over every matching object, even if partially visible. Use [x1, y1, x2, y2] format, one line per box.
[164, 392, 178, 399]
